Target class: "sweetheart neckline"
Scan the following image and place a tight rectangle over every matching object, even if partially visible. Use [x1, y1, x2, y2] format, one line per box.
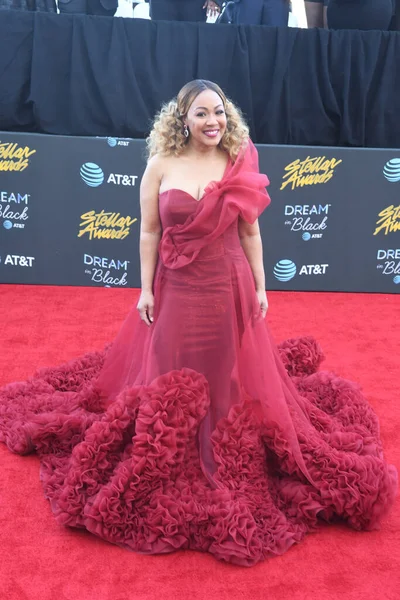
[158, 157, 231, 203]
[159, 188, 204, 202]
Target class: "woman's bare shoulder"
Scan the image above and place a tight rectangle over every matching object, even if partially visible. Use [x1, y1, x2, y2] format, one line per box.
[147, 153, 179, 170]
[147, 154, 184, 184]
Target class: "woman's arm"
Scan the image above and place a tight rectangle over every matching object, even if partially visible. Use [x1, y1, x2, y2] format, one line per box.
[238, 217, 268, 317]
[137, 156, 163, 326]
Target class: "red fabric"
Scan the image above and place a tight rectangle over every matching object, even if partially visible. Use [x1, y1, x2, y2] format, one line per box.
[158, 139, 269, 270]
[0, 286, 399, 600]
[0, 142, 398, 567]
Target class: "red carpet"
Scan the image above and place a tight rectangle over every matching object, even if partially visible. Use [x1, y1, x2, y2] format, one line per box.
[0, 284, 398, 600]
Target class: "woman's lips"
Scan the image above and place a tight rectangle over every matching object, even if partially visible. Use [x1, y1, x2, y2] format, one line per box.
[203, 129, 220, 138]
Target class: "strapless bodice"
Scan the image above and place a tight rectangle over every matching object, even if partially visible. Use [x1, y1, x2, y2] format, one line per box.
[159, 188, 242, 260]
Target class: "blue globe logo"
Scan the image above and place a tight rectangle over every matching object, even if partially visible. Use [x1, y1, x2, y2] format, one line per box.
[393, 275, 400, 284]
[383, 158, 400, 182]
[3, 220, 12, 230]
[273, 259, 297, 282]
[80, 163, 104, 187]
[107, 137, 117, 147]
[302, 232, 311, 241]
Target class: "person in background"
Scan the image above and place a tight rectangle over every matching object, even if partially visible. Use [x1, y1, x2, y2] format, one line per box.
[149, 0, 220, 22]
[233, 0, 289, 26]
[57, 0, 118, 16]
[0, 0, 56, 10]
[327, 0, 394, 30]
[391, 0, 400, 28]
[304, 0, 327, 27]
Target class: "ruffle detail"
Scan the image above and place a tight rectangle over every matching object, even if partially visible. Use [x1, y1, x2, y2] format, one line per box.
[158, 140, 270, 270]
[0, 337, 397, 566]
[277, 336, 325, 376]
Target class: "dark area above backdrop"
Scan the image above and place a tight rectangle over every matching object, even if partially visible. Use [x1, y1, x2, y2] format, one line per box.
[0, 10, 400, 148]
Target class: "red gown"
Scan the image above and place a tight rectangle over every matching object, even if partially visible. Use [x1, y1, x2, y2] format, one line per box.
[0, 141, 397, 566]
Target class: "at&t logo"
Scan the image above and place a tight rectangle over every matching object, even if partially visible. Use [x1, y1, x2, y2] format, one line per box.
[383, 159, 400, 183]
[107, 137, 130, 148]
[273, 259, 329, 282]
[80, 163, 104, 187]
[283, 204, 330, 241]
[80, 162, 138, 188]
[0, 254, 35, 267]
[376, 249, 400, 285]
[273, 259, 297, 281]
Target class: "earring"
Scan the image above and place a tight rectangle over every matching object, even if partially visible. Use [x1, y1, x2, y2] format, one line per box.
[184, 125, 189, 138]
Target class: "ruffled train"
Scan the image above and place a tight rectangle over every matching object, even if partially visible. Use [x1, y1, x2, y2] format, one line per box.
[0, 336, 397, 566]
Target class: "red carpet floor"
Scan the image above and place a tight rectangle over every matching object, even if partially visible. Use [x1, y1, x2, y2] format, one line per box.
[0, 285, 398, 600]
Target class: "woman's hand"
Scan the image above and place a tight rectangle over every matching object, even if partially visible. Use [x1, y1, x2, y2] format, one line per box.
[203, 0, 221, 18]
[256, 289, 268, 319]
[137, 290, 155, 326]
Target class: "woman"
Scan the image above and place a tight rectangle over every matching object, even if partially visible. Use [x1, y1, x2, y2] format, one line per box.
[0, 80, 397, 567]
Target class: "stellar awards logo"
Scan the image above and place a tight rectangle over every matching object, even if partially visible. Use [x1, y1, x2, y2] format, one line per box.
[78, 210, 137, 240]
[0, 141, 36, 172]
[373, 205, 400, 236]
[280, 156, 342, 191]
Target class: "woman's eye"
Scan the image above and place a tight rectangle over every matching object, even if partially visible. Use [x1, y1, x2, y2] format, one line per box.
[195, 110, 224, 117]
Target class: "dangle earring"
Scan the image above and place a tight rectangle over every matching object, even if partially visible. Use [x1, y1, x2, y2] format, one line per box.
[184, 125, 189, 138]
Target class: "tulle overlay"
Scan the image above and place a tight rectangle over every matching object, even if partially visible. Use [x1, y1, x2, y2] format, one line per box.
[0, 142, 397, 566]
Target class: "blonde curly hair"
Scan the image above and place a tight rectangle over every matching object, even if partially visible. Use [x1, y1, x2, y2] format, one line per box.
[146, 80, 249, 162]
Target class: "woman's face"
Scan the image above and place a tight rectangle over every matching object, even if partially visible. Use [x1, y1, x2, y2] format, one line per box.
[185, 89, 227, 149]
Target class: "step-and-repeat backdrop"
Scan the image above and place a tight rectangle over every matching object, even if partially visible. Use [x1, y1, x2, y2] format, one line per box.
[0, 132, 399, 292]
